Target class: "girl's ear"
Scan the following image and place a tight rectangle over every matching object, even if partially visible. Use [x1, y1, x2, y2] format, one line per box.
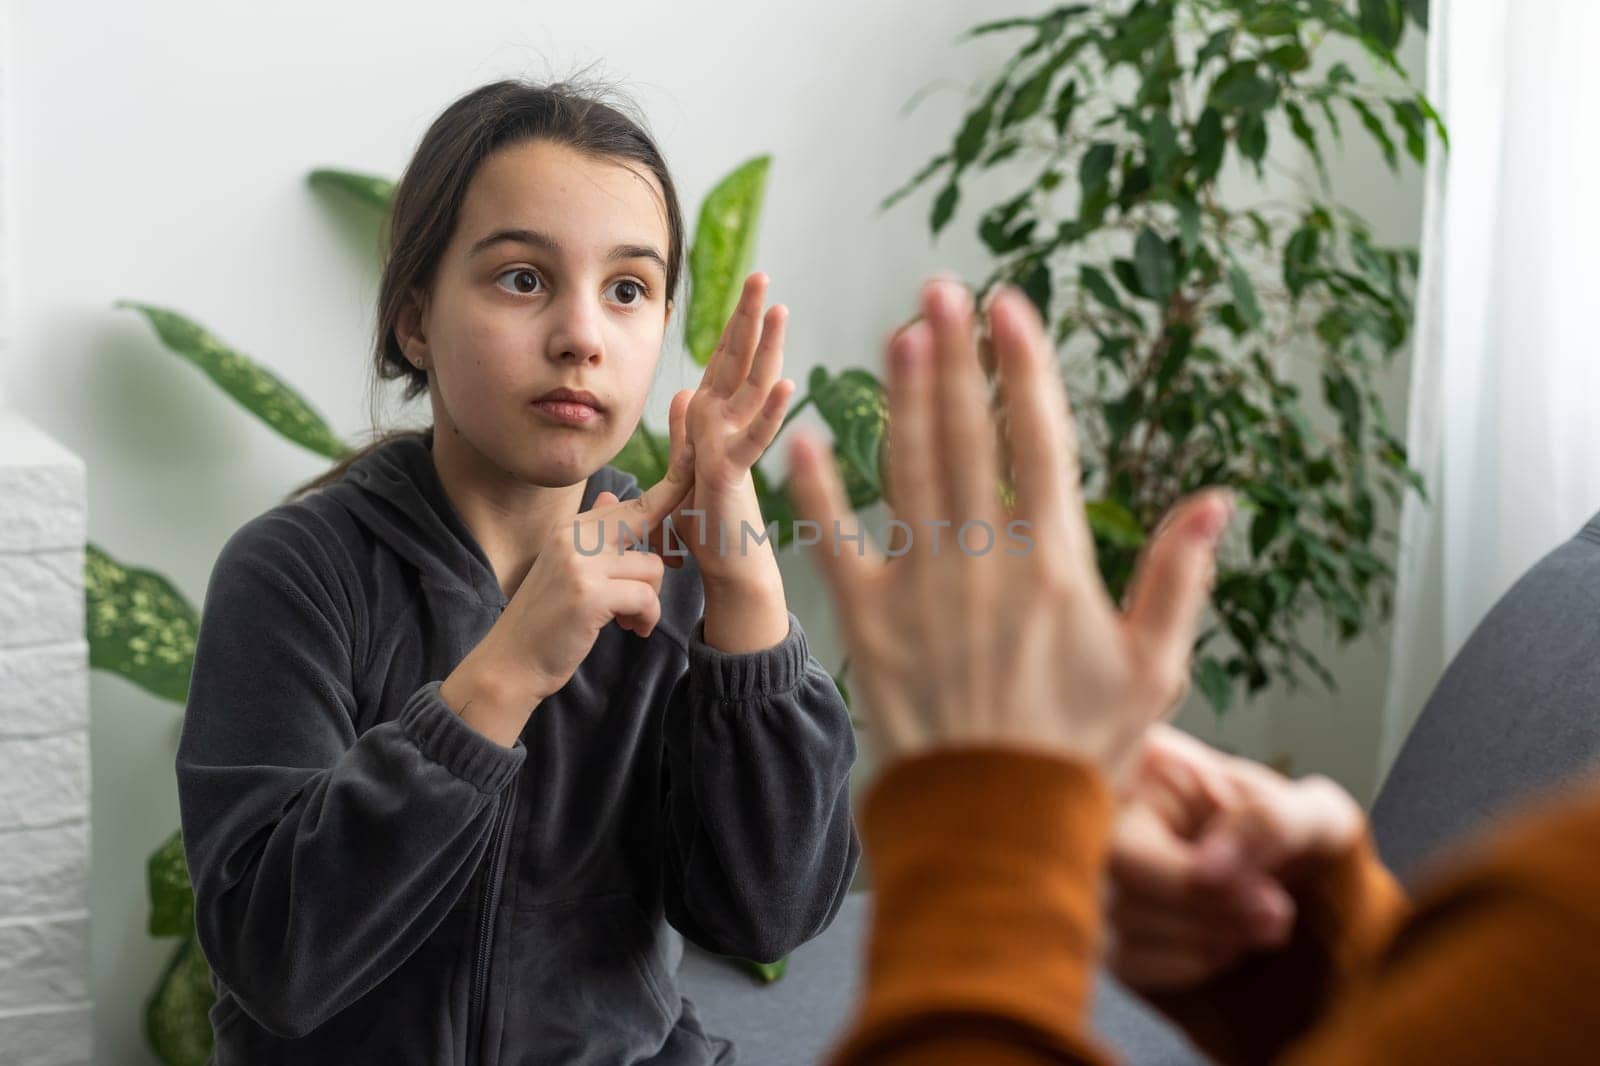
[395, 286, 431, 370]
[663, 298, 674, 329]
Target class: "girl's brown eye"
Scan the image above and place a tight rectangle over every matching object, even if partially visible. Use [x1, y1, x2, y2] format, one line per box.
[609, 279, 644, 305]
[496, 268, 542, 295]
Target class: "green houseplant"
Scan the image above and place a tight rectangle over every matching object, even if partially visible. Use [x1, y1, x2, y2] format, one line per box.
[882, 0, 1441, 713]
[91, 154, 867, 1064]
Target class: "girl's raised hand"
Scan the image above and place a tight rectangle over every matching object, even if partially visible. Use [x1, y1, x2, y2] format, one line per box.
[689, 272, 796, 494]
[786, 277, 1234, 777]
[666, 272, 795, 581]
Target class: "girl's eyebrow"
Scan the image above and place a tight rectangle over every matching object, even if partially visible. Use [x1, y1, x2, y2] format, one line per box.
[468, 227, 666, 273]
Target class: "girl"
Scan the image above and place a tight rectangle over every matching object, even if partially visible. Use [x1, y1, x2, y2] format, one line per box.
[175, 79, 860, 1066]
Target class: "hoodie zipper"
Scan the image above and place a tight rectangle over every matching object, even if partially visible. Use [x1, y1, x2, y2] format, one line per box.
[468, 774, 518, 1066]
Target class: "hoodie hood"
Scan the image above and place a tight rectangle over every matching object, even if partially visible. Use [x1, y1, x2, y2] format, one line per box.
[326, 428, 640, 608]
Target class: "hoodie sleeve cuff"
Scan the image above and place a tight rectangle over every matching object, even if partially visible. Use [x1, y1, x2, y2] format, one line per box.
[688, 610, 809, 702]
[399, 680, 526, 794]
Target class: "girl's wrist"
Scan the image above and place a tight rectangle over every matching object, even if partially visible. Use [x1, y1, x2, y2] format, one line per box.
[439, 644, 550, 748]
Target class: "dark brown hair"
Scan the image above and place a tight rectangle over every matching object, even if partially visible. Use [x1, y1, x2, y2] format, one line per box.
[289, 78, 686, 499]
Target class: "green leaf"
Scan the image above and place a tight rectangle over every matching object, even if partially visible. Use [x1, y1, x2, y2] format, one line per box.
[1017, 260, 1053, 320]
[1209, 61, 1276, 112]
[1133, 228, 1176, 304]
[954, 85, 1003, 168]
[1405, 0, 1429, 28]
[1245, 10, 1298, 36]
[1226, 260, 1264, 330]
[1052, 79, 1080, 135]
[148, 829, 194, 937]
[1350, 99, 1400, 171]
[1196, 28, 1234, 69]
[685, 156, 772, 367]
[1144, 112, 1180, 185]
[115, 302, 348, 460]
[1079, 142, 1117, 199]
[741, 956, 789, 984]
[1284, 226, 1322, 298]
[1113, 258, 1149, 301]
[881, 152, 952, 212]
[1237, 112, 1269, 168]
[306, 168, 395, 213]
[1002, 52, 1066, 127]
[1390, 100, 1428, 164]
[1194, 108, 1226, 181]
[1323, 369, 1364, 443]
[931, 181, 961, 235]
[1250, 506, 1287, 555]
[808, 366, 888, 505]
[1285, 102, 1328, 183]
[1264, 43, 1310, 74]
[1195, 657, 1232, 715]
[1176, 192, 1202, 256]
[1359, 0, 1403, 50]
[1080, 264, 1131, 319]
[85, 543, 199, 704]
[1087, 498, 1146, 549]
[145, 935, 215, 1066]
[610, 421, 672, 487]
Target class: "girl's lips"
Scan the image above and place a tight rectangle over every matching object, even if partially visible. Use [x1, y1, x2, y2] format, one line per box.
[531, 398, 601, 425]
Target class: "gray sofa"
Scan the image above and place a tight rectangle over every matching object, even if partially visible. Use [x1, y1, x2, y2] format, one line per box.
[679, 510, 1600, 1064]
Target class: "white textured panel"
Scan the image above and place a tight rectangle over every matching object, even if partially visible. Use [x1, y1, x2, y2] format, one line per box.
[0, 460, 87, 554]
[0, 1004, 95, 1066]
[0, 915, 91, 1011]
[0, 734, 88, 830]
[0, 822, 89, 920]
[0, 641, 88, 737]
[0, 550, 82, 651]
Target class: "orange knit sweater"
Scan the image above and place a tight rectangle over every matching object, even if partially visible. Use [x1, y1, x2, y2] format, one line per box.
[827, 748, 1600, 1065]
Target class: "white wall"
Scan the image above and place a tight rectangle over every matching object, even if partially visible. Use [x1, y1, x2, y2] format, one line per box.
[4, 2, 1424, 1062]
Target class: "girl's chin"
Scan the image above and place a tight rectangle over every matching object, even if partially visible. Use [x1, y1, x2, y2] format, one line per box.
[507, 435, 612, 487]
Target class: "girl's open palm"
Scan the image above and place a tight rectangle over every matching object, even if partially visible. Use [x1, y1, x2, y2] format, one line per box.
[786, 278, 1234, 777]
[682, 272, 796, 494]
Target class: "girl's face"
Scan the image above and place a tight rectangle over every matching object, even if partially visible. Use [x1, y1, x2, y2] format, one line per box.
[406, 139, 673, 489]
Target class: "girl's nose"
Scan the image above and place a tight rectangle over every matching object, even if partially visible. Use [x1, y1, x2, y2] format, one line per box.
[545, 292, 604, 364]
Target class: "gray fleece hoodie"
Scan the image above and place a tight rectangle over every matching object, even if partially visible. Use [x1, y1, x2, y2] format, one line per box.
[174, 430, 860, 1065]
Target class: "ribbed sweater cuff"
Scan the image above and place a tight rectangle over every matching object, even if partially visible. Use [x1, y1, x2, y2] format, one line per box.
[399, 680, 526, 794]
[688, 610, 809, 701]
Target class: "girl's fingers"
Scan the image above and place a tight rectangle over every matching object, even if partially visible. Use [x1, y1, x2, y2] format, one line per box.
[729, 304, 787, 422]
[668, 388, 694, 467]
[625, 425, 697, 538]
[648, 390, 696, 566]
[1123, 489, 1233, 670]
[607, 577, 664, 639]
[988, 285, 1093, 574]
[604, 547, 666, 591]
[727, 378, 795, 469]
[883, 320, 940, 539]
[786, 428, 881, 622]
[710, 273, 769, 397]
[923, 278, 1001, 529]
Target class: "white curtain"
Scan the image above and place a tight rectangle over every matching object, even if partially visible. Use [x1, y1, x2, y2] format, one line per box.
[1379, 0, 1600, 777]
